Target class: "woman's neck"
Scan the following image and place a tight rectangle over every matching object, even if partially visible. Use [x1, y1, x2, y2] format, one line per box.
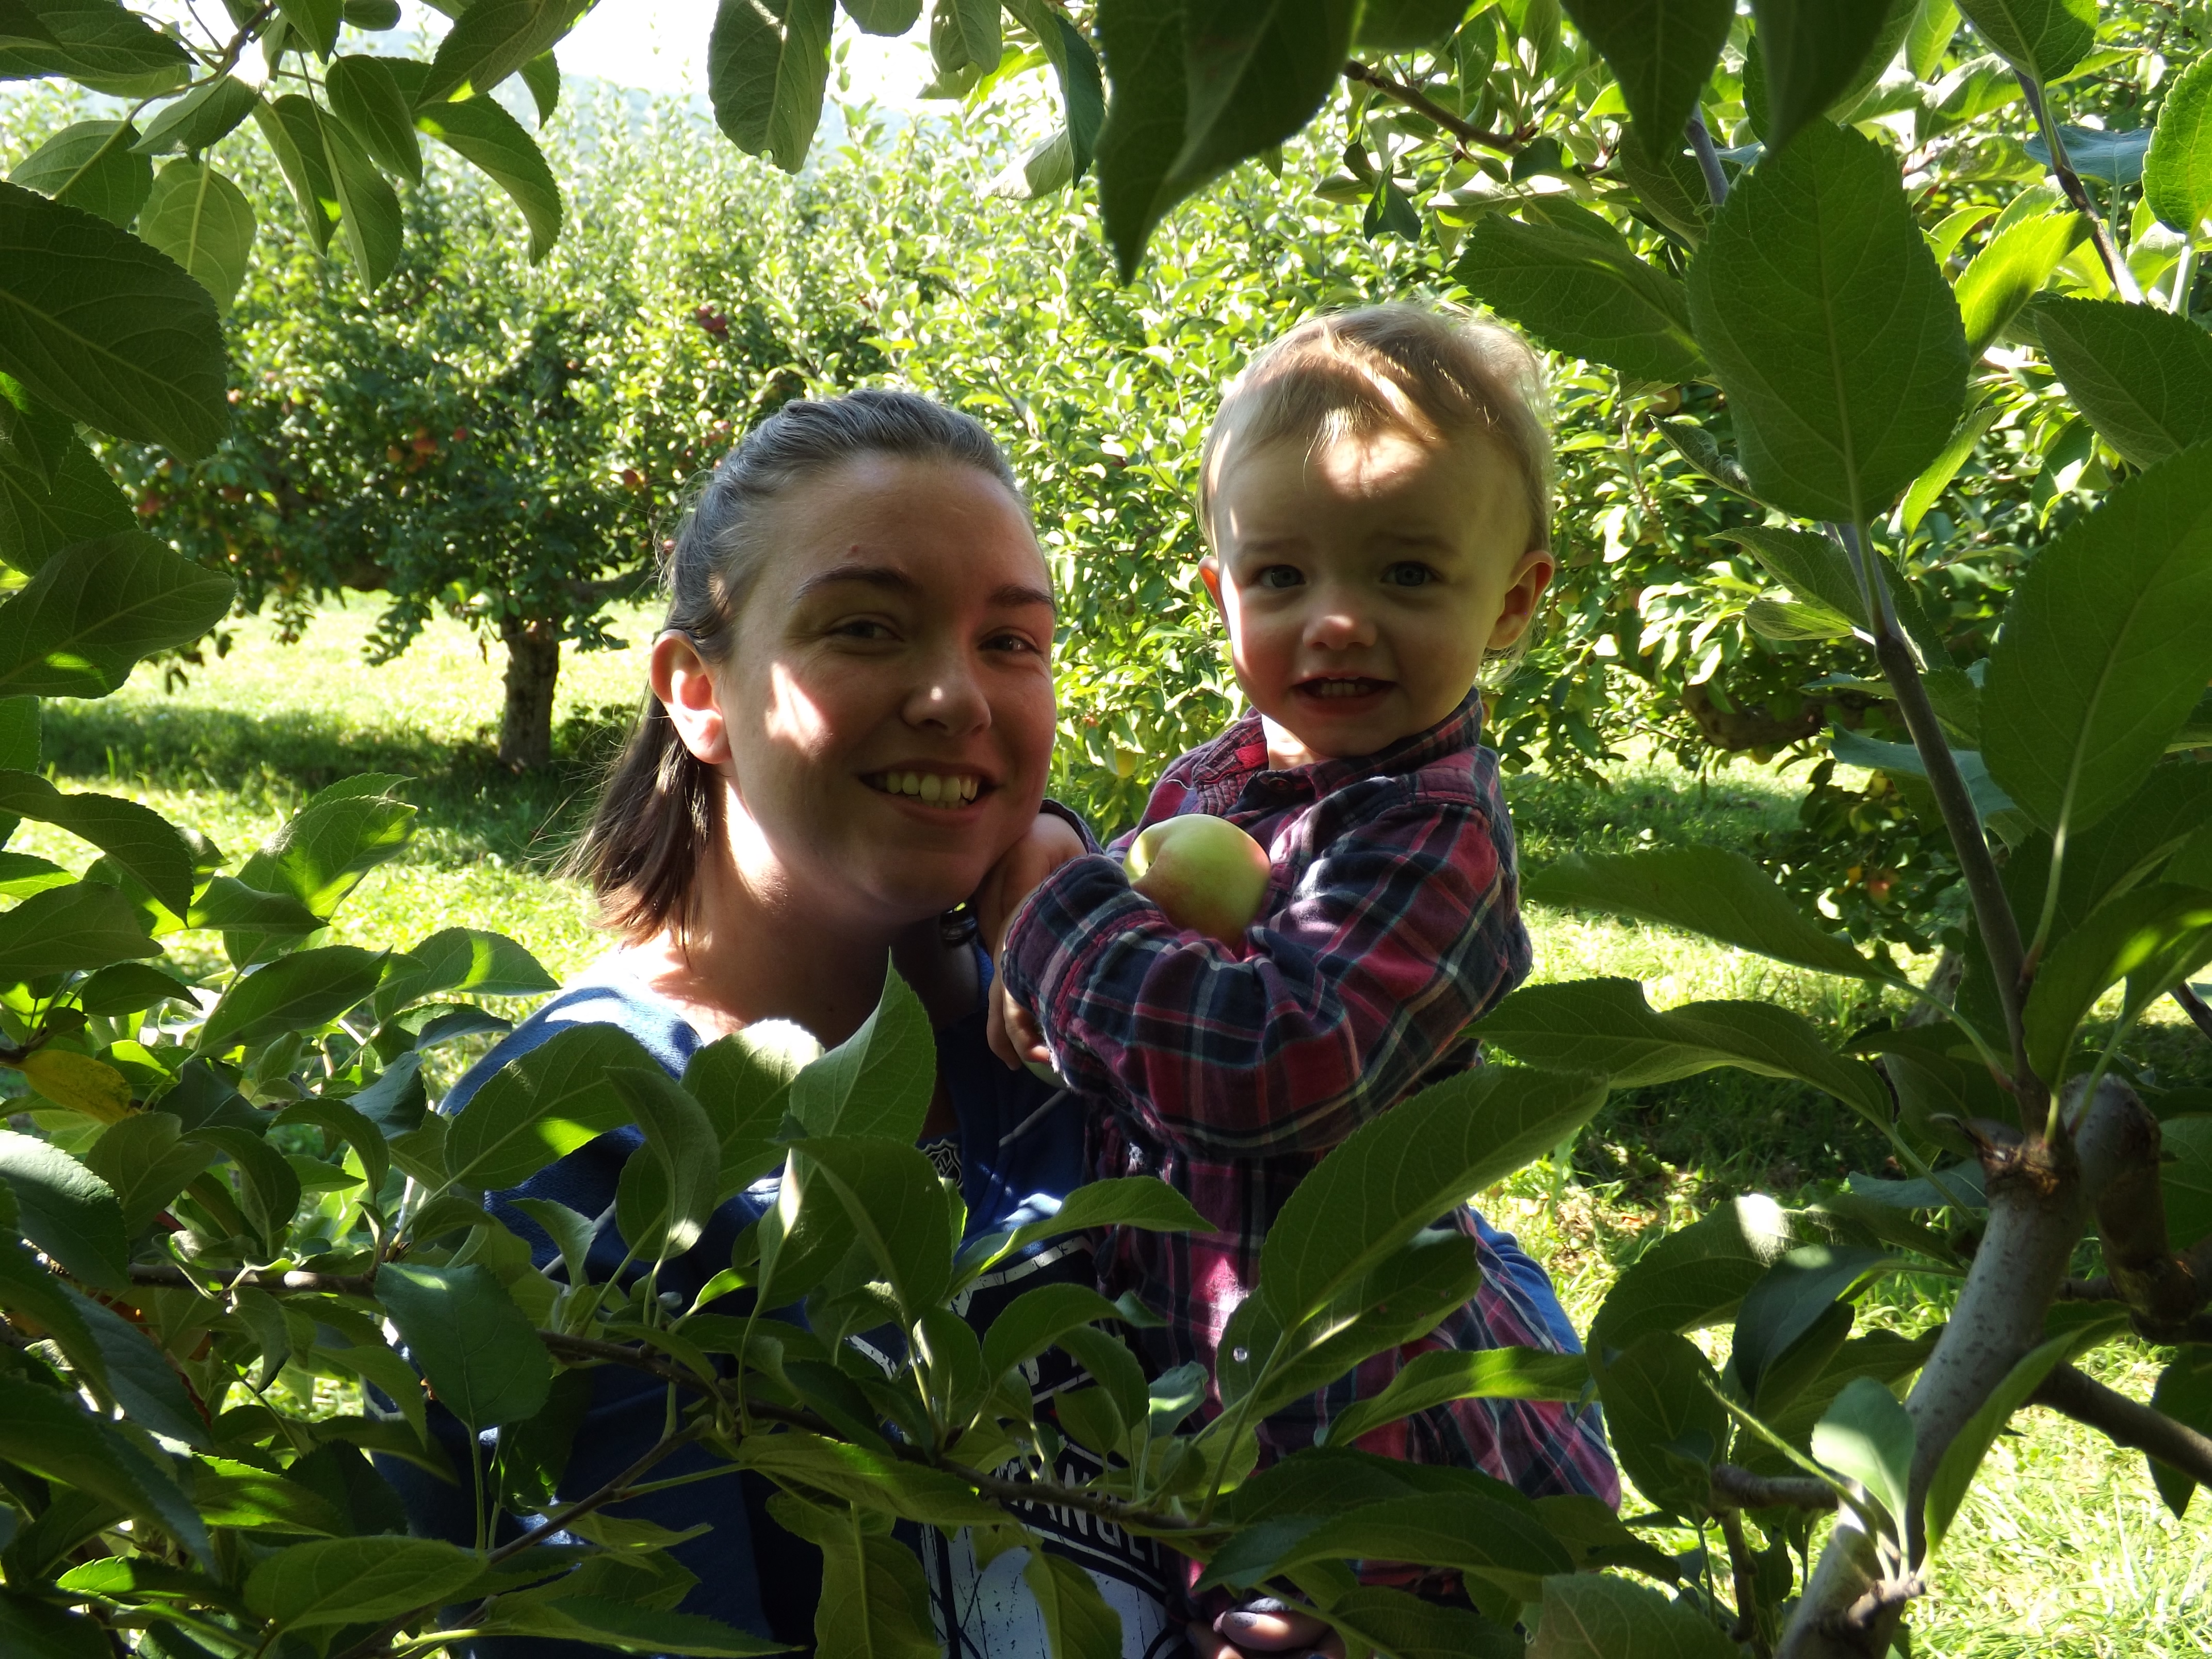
[604, 829, 977, 1049]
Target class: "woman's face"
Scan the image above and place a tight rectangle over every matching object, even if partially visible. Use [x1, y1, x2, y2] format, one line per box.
[692, 454, 1058, 929]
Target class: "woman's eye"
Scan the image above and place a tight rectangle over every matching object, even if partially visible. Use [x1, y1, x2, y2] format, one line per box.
[830, 619, 895, 641]
[1255, 565, 1304, 590]
[1383, 562, 1437, 588]
[984, 630, 1041, 655]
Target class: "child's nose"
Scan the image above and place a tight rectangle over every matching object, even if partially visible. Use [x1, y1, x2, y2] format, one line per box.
[1304, 599, 1377, 649]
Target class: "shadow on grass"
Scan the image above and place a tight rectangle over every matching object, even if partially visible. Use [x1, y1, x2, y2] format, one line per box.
[41, 699, 637, 866]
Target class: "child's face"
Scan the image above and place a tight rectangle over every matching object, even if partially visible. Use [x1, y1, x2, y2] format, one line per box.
[1200, 425, 1554, 768]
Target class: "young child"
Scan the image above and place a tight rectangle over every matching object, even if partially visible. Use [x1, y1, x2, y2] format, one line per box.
[990, 306, 1618, 1516]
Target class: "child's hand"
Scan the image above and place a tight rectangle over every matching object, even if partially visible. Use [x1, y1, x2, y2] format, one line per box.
[987, 977, 1051, 1072]
[1189, 1600, 1345, 1659]
[975, 810, 1088, 955]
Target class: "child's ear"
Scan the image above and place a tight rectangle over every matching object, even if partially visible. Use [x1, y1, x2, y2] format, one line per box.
[1486, 548, 1557, 651]
[1198, 555, 1226, 617]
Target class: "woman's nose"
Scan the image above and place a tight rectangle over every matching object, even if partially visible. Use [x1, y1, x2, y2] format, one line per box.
[903, 647, 990, 732]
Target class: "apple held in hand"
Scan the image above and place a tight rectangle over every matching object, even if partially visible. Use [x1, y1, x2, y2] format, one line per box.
[1126, 814, 1272, 945]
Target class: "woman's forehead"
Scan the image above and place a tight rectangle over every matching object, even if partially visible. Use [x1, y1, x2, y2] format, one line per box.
[767, 456, 1050, 605]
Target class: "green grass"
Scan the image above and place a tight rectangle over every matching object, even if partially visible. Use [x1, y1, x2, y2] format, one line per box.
[29, 606, 2212, 1650]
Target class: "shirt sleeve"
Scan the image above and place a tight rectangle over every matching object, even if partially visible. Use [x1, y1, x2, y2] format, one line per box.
[998, 794, 1531, 1158]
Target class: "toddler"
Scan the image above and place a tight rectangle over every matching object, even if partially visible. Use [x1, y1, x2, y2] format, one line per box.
[991, 305, 1618, 1523]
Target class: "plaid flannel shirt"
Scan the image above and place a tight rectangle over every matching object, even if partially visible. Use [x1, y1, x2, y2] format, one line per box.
[1001, 693, 1618, 1504]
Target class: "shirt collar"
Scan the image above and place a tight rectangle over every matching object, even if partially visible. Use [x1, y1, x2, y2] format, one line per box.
[1184, 689, 1488, 797]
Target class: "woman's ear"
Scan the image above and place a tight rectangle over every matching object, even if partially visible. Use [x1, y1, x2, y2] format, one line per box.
[1486, 547, 1557, 651]
[649, 632, 731, 766]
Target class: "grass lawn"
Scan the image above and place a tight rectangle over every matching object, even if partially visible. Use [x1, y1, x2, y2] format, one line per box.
[30, 603, 2212, 1654]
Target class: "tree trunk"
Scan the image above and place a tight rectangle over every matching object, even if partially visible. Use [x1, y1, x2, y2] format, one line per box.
[498, 615, 560, 771]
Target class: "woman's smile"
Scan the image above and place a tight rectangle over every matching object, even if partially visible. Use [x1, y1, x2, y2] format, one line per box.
[863, 766, 990, 807]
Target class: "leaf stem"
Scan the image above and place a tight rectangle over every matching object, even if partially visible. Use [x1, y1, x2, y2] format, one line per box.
[2014, 72, 2144, 303]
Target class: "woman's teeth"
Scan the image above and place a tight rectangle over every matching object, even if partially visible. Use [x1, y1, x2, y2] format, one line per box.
[872, 771, 980, 804]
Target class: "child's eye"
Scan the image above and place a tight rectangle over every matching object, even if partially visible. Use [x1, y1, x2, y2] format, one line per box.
[1254, 565, 1305, 590]
[1382, 562, 1437, 588]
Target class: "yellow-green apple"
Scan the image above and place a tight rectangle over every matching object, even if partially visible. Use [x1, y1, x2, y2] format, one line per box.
[1125, 815, 1272, 944]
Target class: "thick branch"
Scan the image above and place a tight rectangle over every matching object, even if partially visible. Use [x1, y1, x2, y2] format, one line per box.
[1711, 1466, 1837, 1511]
[2076, 1083, 2201, 1329]
[1719, 1508, 1772, 1657]
[2015, 72, 2145, 303]
[1342, 60, 1530, 155]
[2030, 1362, 2212, 1488]
[126, 1262, 377, 1296]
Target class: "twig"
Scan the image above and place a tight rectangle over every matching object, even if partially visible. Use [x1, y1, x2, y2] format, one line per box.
[127, 1262, 377, 1296]
[2030, 1361, 2212, 1488]
[1711, 1465, 1838, 1511]
[1718, 1508, 1772, 1657]
[1342, 60, 1531, 156]
[2175, 985, 2212, 1043]
[2015, 72, 2144, 303]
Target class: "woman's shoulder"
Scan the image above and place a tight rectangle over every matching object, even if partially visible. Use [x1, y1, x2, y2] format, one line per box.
[438, 961, 705, 1118]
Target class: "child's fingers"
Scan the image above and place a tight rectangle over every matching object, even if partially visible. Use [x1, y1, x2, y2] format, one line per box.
[986, 983, 1023, 1070]
[1214, 1604, 1340, 1655]
[1004, 997, 1050, 1064]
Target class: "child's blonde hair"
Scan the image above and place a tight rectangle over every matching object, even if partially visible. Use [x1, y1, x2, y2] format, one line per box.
[1199, 302, 1553, 555]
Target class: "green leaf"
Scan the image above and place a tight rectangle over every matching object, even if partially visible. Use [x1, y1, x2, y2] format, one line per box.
[319, 98, 402, 288]
[198, 945, 384, 1053]
[2026, 294, 2212, 468]
[0, 0, 188, 92]
[2022, 884, 2212, 1078]
[1202, 1491, 1575, 1603]
[0, 1592, 108, 1659]
[135, 75, 259, 155]
[191, 1456, 350, 1534]
[7, 119, 151, 227]
[1615, 127, 1714, 243]
[1686, 121, 1969, 525]
[1955, 0, 2093, 80]
[1593, 1329, 1728, 1515]
[1527, 1573, 1737, 1658]
[996, 1174, 1216, 1259]
[1955, 210, 2080, 355]
[1022, 3, 1104, 178]
[767, 1494, 939, 1659]
[840, 0, 921, 32]
[0, 394, 131, 575]
[1452, 206, 1706, 385]
[707, 0, 835, 174]
[610, 1065, 721, 1262]
[1250, 1066, 1607, 1330]
[378, 1261, 552, 1428]
[373, 926, 556, 1017]
[135, 159, 254, 317]
[928, 0, 997, 75]
[682, 1019, 818, 1199]
[784, 1136, 954, 1321]
[278, 0, 344, 57]
[0, 182, 227, 458]
[742, 1432, 999, 1525]
[415, 93, 563, 259]
[483, 1596, 790, 1655]
[2150, 1345, 2212, 1516]
[0, 769, 191, 915]
[444, 1021, 660, 1191]
[1749, 0, 1909, 152]
[517, 49, 560, 122]
[1559, 0, 1732, 159]
[1909, 0, 1959, 78]
[1356, 0, 1473, 49]
[421, 0, 584, 104]
[1318, 1347, 1593, 1448]
[1901, 403, 1998, 530]
[84, 1109, 215, 1233]
[327, 57, 426, 184]
[2146, 52, 2212, 235]
[1923, 1330, 2074, 1553]
[0, 879, 160, 980]
[1812, 1373, 1915, 1537]
[980, 1281, 1128, 1379]
[0, 1128, 126, 1289]
[1172, 0, 1356, 214]
[276, 1094, 388, 1203]
[1481, 979, 1891, 1123]
[1020, 1547, 1123, 1659]
[1732, 1244, 1896, 1406]
[1094, 0, 1189, 280]
[1590, 1194, 1800, 1357]
[188, 1126, 301, 1253]
[0, 1375, 208, 1563]
[1982, 445, 2212, 839]
[1320, 1585, 1521, 1659]
[0, 1235, 104, 1381]
[244, 1534, 484, 1628]
[789, 966, 934, 1141]
[1829, 730, 2019, 828]
[1525, 846, 1879, 979]
[0, 530, 232, 699]
[253, 94, 338, 255]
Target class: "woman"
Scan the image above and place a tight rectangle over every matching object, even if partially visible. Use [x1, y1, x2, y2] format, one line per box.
[398, 390, 1195, 1657]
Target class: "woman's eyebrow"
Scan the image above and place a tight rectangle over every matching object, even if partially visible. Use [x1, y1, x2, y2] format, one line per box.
[796, 562, 917, 599]
[993, 582, 1057, 612]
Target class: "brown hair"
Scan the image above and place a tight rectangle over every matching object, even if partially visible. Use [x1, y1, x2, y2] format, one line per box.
[1199, 302, 1554, 554]
[565, 388, 1024, 944]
